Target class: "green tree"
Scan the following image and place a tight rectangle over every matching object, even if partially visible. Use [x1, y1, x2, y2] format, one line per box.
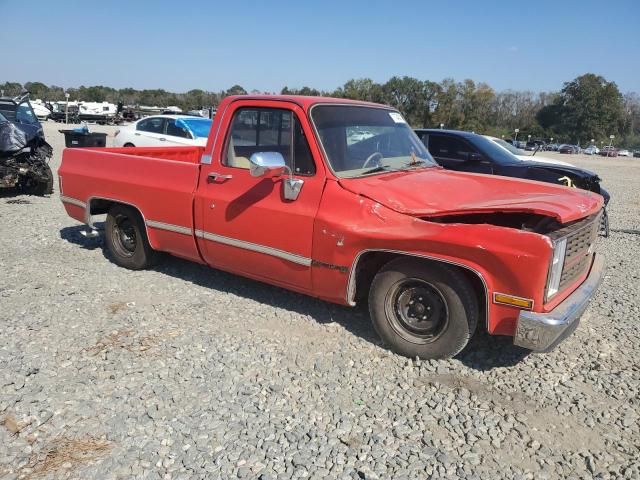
[1, 82, 23, 96]
[432, 78, 463, 129]
[381, 76, 425, 125]
[538, 74, 624, 142]
[224, 84, 247, 97]
[24, 81, 49, 98]
[281, 86, 322, 96]
[335, 78, 384, 103]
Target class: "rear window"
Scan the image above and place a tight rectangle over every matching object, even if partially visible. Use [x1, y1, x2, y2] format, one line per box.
[177, 118, 212, 138]
[137, 117, 165, 133]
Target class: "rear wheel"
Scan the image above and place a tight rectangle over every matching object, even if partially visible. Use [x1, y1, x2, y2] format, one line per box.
[105, 204, 157, 270]
[368, 258, 478, 359]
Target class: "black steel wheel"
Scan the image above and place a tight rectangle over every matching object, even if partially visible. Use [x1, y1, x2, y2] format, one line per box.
[111, 214, 137, 258]
[369, 258, 479, 359]
[385, 278, 449, 344]
[105, 204, 157, 270]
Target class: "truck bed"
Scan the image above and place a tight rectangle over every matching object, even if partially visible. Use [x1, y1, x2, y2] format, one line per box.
[59, 146, 203, 262]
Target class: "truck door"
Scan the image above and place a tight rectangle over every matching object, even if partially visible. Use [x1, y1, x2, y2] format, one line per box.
[195, 101, 325, 293]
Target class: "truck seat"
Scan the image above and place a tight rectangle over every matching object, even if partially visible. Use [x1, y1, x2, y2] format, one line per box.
[226, 137, 250, 168]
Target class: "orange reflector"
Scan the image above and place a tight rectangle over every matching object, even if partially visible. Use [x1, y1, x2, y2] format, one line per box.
[493, 293, 534, 310]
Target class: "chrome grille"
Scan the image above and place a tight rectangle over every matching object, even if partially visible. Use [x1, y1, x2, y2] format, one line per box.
[558, 212, 601, 291]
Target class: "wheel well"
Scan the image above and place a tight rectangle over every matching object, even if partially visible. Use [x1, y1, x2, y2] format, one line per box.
[87, 198, 146, 231]
[353, 251, 487, 330]
[89, 198, 117, 216]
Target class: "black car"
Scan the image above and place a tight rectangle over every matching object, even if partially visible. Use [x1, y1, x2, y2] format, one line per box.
[414, 129, 610, 225]
[558, 144, 579, 154]
[525, 140, 545, 151]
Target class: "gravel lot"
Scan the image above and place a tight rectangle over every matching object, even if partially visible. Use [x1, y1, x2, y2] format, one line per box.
[1, 122, 639, 479]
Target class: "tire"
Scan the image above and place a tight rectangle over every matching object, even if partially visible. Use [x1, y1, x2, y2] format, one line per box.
[105, 204, 157, 270]
[20, 164, 54, 196]
[123, 143, 135, 147]
[368, 258, 479, 359]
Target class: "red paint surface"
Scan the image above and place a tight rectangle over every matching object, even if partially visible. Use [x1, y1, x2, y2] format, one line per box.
[58, 95, 604, 338]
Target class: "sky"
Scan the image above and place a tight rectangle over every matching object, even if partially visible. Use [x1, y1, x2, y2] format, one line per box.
[1, 0, 638, 94]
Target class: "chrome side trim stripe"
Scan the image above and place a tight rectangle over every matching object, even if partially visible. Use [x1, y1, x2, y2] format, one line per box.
[195, 229, 311, 267]
[146, 220, 192, 236]
[60, 195, 87, 209]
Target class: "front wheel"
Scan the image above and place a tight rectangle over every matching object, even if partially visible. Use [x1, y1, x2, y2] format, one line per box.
[369, 258, 479, 359]
[105, 204, 157, 270]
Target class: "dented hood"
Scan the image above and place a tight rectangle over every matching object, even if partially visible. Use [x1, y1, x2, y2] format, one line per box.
[339, 168, 603, 224]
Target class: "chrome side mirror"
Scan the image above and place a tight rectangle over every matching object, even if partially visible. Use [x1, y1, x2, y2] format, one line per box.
[248, 151, 304, 201]
[249, 152, 286, 178]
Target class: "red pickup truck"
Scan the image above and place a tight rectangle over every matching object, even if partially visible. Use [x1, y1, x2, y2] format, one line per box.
[59, 96, 605, 359]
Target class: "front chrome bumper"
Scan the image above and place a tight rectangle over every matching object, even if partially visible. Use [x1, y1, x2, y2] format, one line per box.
[514, 253, 605, 352]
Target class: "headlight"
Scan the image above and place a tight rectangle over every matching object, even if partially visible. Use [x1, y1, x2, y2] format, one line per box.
[546, 238, 567, 300]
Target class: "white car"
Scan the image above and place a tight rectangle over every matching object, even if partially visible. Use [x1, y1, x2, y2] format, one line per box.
[484, 135, 576, 167]
[584, 145, 600, 155]
[618, 149, 631, 157]
[30, 99, 51, 121]
[114, 115, 212, 147]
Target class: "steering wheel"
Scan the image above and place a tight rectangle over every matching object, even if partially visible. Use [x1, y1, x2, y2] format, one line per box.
[362, 151, 384, 169]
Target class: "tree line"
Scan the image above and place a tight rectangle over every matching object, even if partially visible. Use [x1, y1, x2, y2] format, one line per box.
[2, 74, 638, 148]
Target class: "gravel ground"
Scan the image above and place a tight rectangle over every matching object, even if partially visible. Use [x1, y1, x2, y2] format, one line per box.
[1, 122, 639, 479]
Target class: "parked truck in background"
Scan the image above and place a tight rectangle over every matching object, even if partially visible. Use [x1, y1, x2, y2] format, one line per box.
[59, 95, 605, 359]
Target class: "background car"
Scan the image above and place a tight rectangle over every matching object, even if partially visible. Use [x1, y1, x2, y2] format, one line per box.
[114, 115, 212, 147]
[617, 149, 631, 157]
[558, 144, 578, 154]
[415, 129, 610, 206]
[485, 135, 575, 167]
[600, 146, 618, 157]
[584, 145, 600, 155]
[524, 140, 545, 151]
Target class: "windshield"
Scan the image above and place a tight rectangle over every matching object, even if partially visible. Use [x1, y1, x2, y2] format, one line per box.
[462, 134, 523, 165]
[177, 118, 212, 138]
[490, 137, 526, 156]
[311, 105, 436, 177]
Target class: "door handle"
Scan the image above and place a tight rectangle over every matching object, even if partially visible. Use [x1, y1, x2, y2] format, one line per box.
[159, 137, 166, 141]
[134, 133, 140, 136]
[207, 172, 233, 183]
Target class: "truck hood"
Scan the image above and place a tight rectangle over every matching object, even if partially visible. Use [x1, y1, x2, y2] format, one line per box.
[338, 168, 603, 224]
[523, 161, 600, 180]
[516, 154, 576, 168]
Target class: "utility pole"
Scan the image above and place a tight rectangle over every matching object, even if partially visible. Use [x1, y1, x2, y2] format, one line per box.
[608, 135, 615, 157]
[65, 92, 70, 124]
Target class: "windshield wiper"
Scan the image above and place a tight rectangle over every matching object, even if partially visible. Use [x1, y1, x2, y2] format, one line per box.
[359, 164, 404, 175]
[401, 160, 430, 170]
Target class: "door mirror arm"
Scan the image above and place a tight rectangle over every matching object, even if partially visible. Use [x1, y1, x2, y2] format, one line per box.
[249, 152, 304, 201]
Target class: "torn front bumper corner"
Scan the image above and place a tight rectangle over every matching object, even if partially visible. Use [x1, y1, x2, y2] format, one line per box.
[514, 253, 605, 352]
